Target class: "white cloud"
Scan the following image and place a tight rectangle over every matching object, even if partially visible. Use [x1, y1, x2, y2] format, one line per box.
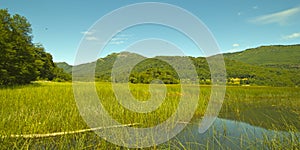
[283, 32, 300, 39]
[253, 6, 258, 10]
[232, 43, 240, 47]
[81, 30, 100, 41]
[111, 37, 128, 41]
[226, 44, 241, 53]
[81, 30, 98, 41]
[108, 34, 131, 45]
[81, 31, 95, 36]
[85, 36, 99, 41]
[249, 6, 300, 25]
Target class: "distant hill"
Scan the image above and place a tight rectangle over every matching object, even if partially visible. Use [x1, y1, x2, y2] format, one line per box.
[56, 44, 300, 86]
[56, 62, 72, 73]
[224, 45, 300, 69]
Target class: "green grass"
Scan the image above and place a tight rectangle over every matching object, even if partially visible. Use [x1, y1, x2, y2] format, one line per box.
[220, 86, 300, 131]
[0, 82, 299, 149]
[0, 82, 87, 134]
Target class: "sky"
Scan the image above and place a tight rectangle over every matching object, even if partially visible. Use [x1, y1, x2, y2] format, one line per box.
[1, 0, 300, 65]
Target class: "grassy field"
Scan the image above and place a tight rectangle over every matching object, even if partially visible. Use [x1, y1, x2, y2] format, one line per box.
[0, 82, 299, 149]
[220, 86, 300, 131]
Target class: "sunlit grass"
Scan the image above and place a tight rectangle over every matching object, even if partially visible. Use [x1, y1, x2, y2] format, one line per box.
[0, 82, 299, 149]
[220, 86, 300, 130]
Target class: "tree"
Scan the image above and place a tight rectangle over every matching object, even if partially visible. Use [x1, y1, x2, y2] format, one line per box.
[34, 44, 56, 80]
[0, 9, 66, 85]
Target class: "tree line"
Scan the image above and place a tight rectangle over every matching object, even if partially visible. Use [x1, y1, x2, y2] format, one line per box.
[0, 9, 70, 86]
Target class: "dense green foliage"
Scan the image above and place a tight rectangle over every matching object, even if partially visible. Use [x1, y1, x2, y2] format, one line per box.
[223, 45, 300, 86]
[129, 58, 180, 84]
[56, 62, 72, 73]
[0, 9, 70, 85]
[59, 45, 300, 86]
[224, 45, 300, 69]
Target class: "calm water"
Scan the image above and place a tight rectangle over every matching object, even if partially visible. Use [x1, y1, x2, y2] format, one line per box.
[12, 118, 299, 149]
[168, 117, 300, 149]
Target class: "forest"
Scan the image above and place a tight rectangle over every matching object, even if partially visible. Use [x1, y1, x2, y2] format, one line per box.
[0, 9, 70, 86]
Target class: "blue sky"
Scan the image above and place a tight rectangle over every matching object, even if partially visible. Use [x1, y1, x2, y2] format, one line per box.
[1, 0, 300, 65]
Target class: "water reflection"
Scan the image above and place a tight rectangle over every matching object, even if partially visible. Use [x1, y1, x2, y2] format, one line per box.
[167, 118, 300, 149]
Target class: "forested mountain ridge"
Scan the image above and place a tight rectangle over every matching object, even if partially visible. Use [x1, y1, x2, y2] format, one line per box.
[57, 44, 300, 87]
[224, 45, 300, 69]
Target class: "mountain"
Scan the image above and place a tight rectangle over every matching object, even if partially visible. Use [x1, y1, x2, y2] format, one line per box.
[224, 45, 300, 69]
[56, 62, 72, 73]
[56, 44, 300, 86]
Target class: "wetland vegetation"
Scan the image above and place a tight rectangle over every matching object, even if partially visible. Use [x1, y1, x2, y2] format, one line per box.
[0, 82, 299, 149]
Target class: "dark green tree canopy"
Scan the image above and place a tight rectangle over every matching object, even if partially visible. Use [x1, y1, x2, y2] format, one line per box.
[0, 9, 70, 85]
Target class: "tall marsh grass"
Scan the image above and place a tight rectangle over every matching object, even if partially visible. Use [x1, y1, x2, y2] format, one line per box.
[0, 82, 299, 149]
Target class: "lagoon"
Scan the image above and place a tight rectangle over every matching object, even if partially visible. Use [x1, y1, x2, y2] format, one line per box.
[168, 117, 300, 149]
